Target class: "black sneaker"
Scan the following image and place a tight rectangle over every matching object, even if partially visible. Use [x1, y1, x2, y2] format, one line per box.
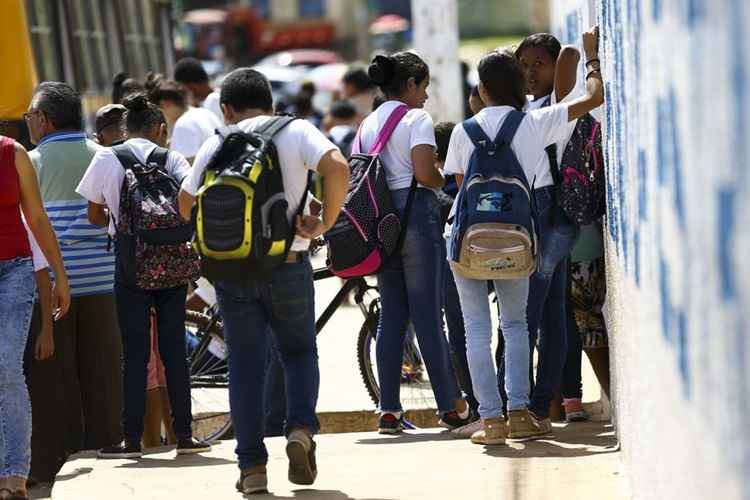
[438, 411, 472, 430]
[98, 442, 142, 459]
[378, 413, 404, 434]
[176, 437, 212, 455]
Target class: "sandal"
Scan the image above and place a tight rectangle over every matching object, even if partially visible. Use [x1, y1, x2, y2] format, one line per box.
[4, 490, 28, 500]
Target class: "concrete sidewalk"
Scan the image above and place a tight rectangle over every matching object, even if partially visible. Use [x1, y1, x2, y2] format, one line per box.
[50, 420, 628, 500]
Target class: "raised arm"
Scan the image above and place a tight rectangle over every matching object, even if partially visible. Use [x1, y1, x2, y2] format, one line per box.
[16, 144, 71, 318]
[566, 26, 604, 122]
[554, 45, 581, 103]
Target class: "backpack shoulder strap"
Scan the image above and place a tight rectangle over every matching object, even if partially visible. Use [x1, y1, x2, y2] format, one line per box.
[494, 110, 525, 145]
[217, 124, 243, 140]
[146, 146, 169, 168]
[111, 144, 142, 171]
[368, 104, 409, 155]
[254, 115, 297, 139]
[462, 117, 493, 150]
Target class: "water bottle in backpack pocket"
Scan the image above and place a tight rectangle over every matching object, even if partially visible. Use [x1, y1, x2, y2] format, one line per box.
[326, 104, 414, 278]
[112, 145, 199, 290]
[449, 111, 538, 280]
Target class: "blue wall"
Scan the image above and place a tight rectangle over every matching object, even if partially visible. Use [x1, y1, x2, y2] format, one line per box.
[551, 1, 750, 498]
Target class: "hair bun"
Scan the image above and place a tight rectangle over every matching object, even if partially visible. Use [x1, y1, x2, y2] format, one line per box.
[368, 55, 395, 86]
[122, 93, 150, 113]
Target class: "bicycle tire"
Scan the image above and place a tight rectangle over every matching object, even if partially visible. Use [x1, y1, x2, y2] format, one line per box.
[186, 310, 233, 442]
[357, 300, 381, 406]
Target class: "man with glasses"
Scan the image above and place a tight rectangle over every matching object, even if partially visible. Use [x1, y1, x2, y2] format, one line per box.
[24, 82, 123, 481]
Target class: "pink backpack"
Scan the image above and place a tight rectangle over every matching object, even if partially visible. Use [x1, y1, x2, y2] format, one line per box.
[325, 104, 413, 278]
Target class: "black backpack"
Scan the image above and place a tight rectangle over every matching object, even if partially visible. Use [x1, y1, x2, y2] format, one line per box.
[112, 145, 199, 290]
[543, 96, 606, 226]
[193, 116, 308, 283]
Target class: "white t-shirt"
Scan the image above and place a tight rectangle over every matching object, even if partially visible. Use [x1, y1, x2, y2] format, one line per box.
[443, 104, 571, 190]
[170, 107, 223, 160]
[358, 100, 436, 190]
[202, 90, 224, 124]
[181, 116, 338, 252]
[525, 81, 604, 165]
[76, 138, 192, 236]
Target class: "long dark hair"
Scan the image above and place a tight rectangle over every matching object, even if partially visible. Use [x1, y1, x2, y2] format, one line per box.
[368, 52, 429, 98]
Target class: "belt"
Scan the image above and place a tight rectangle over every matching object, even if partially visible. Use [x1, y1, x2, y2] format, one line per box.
[285, 250, 309, 263]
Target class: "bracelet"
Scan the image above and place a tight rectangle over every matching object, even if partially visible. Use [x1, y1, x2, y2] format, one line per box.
[585, 58, 600, 67]
[586, 69, 602, 80]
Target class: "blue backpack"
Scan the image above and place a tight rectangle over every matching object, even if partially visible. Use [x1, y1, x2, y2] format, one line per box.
[449, 111, 538, 280]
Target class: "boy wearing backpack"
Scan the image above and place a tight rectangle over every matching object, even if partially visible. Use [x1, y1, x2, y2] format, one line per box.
[443, 27, 603, 445]
[76, 94, 210, 459]
[178, 68, 349, 494]
[515, 32, 605, 426]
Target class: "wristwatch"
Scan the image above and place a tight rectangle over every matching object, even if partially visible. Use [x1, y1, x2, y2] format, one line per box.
[585, 58, 601, 72]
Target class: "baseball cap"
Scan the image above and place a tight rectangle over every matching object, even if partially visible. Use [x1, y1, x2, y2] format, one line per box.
[95, 104, 126, 134]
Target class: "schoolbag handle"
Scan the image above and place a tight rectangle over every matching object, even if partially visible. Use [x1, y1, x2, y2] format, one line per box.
[352, 104, 410, 156]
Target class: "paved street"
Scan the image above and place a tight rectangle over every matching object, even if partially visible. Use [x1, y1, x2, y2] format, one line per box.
[51, 422, 628, 500]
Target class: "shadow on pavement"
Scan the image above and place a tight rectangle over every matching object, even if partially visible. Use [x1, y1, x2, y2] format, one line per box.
[354, 431, 453, 445]
[53, 466, 93, 482]
[246, 489, 394, 500]
[115, 454, 235, 469]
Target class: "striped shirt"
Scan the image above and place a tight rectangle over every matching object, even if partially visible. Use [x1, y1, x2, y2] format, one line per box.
[31, 132, 115, 297]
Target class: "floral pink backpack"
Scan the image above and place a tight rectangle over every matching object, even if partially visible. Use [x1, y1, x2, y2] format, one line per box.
[112, 144, 199, 290]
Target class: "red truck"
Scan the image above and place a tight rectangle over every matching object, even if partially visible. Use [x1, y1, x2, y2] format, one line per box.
[180, 6, 336, 66]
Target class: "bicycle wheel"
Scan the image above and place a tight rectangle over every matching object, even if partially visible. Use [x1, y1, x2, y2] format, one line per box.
[356, 298, 438, 410]
[186, 310, 232, 442]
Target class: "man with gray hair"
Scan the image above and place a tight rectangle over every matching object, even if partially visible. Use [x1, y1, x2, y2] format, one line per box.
[24, 82, 122, 478]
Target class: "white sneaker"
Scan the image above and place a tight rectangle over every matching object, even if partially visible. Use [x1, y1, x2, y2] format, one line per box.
[450, 418, 483, 439]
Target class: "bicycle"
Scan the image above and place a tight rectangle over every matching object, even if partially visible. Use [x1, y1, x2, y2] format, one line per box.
[186, 258, 439, 442]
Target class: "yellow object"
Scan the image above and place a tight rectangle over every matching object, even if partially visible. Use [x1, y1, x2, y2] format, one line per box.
[0, 1, 36, 120]
[195, 176, 255, 260]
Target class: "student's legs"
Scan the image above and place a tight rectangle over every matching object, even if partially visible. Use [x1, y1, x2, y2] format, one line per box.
[376, 257, 410, 414]
[154, 286, 192, 440]
[401, 191, 460, 413]
[263, 336, 287, 437]
[443, 260, 478, 413]
[114, 280, 153, 444]
[266, 258, 319, 435]
[215, 280, 270, 469]
[562, 270, 583, 400]
[492, 278, 531, 412]
[452, 273, 502, 420]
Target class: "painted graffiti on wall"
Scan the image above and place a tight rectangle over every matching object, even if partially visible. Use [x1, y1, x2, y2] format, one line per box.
[551, 0, 750, 497]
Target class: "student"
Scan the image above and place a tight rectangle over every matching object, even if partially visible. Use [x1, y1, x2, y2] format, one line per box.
[173, 57, 222, 122]
[0, 136, 69, 500]
[434, 121, 481, 437]
[443, 26, 604, 445]
[76, 93, 210, 459]
[148, 79, 222, 163]
[341, 66, 377, 120]
[361, 52, 469, 434]
[93, 104, 127, 147]
[324, 100, 359, 157]
[178, 68, 349, 494]
[25, 81, 122, 459]
[515, 31, 603, 425]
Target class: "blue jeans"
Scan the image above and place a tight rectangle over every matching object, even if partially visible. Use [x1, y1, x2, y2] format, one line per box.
[0, 257, 35, 478]
[527, 186, 579, 418]
[376, 188, 460, 414]
[215, 256, 319, 469]
[263, 338, 287, 437]
[443, 259, 478, 414]
[114, 274, 192, 443]
[450, 253, 530, 418]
